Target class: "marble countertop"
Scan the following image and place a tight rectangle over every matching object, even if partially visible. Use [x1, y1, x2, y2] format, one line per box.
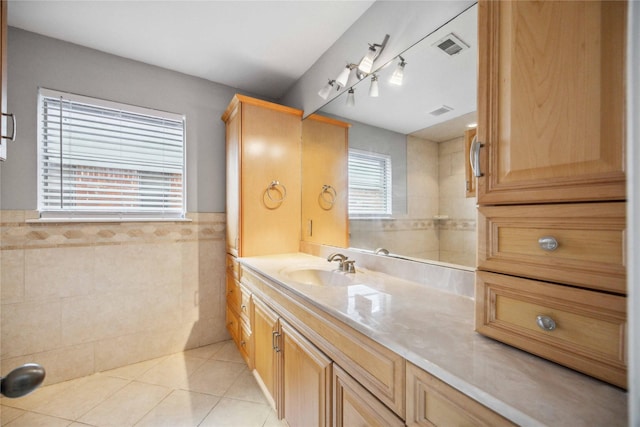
[239, 253, 627, 427]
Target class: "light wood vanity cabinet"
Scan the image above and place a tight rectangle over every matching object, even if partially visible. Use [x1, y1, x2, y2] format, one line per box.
[301, 114, 350, 247]
[476, 0, 626, 205]
[241, 266, 405, 427]
[252, 296, 281, 414]
[252, 294, 332, 426]
[475, 0, 628, 389]
[222, 94, 302, 258]
[281, 320, 332, 427]
[225, 255, 252, 367]
[406, 363, 515, 427]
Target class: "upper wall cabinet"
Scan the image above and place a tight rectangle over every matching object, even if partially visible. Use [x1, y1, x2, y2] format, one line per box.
[222, 95, 302, 257]
[476, 0, 626, 205]
[301, 114, 350, 248]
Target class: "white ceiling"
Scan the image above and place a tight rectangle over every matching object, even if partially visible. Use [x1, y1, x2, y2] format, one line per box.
[7, 0, 375, 99]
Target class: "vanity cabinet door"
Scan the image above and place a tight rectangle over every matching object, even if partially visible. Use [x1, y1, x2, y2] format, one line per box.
[476, 0, 626, 205]
[334, 364, 404, 427]
[252, 297, 282, 415]
[281, 320, 332, 427]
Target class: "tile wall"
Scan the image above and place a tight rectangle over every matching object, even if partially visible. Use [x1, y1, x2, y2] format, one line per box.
[438, 136, 477, 267]
[349, 135, 476, 266]
[0, 211, 229, 386]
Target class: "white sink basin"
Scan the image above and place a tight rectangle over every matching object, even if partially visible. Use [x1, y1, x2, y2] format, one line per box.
[280, 267, 357, 286]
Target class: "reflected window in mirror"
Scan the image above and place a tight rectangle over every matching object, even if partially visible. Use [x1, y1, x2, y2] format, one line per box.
[348, 148, 392, 217]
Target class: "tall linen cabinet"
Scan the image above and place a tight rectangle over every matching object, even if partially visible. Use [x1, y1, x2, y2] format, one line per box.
[474, 0, 627, 388]
[221, 94, 302, 367]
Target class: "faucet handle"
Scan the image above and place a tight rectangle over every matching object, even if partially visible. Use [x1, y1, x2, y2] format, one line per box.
[342, 260, 355, 273]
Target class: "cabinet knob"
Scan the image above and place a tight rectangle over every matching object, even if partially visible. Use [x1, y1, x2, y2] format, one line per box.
[241, 304, 247, 311]
[241, 340, 246, 347]
[536, 315, 557, 331]
[538, 236, 559, 251]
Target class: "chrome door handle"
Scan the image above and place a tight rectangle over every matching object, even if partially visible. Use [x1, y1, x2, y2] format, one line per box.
[469, 134, 484, 177]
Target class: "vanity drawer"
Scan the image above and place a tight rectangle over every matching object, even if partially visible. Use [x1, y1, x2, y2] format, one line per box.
[478, 202, 626, 294]
[475, 271, 627, 388]
[239, 284, 252, 327]
[226, 272, 241, 310]
[238, 321, 253, 369]
[406, 362, 515, 427]
[226, 304, 240, 341]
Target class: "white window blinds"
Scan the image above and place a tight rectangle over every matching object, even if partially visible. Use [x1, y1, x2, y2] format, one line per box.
[38, 89, 185, 218]
[348, 149, 392, 216]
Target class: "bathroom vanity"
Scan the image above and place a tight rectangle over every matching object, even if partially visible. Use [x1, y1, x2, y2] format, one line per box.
[226, 252, 626, 426]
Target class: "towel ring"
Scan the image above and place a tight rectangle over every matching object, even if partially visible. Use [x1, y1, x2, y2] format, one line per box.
[266, 180, 287, 203]
[320, 184, 337, 206]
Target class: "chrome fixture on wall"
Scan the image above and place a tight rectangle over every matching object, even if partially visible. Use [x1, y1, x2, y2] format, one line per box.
[319, 33, 399, 104]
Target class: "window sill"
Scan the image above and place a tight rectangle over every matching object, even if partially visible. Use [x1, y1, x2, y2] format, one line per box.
[26, 217, 193, 224]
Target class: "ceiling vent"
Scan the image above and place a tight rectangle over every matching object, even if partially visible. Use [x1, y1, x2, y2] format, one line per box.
[434, 33, 469, 56]
[429, 105, 454, 116]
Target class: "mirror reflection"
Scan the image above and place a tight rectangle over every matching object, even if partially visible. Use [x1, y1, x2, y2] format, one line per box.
[311, 3, 478, 268]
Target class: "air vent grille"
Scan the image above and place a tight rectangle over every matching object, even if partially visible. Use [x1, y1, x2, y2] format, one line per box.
[429, 105, 454, 116]
[434, 33, 469, 56]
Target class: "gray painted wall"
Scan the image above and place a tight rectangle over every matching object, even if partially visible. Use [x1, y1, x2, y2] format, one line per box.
[1, 28, 249, 212]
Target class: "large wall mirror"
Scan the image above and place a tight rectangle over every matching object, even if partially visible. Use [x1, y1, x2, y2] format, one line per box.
[307, 3, 478, 269]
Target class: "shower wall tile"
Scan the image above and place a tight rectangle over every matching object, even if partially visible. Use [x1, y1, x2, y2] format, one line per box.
[1, 249, 24, 304]
[25, 247, 94, 301]
[0, 211, 228, 385]
[1, 299, 62, 358]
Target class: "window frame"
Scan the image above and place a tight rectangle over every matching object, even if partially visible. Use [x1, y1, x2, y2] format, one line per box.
[348, 148, 393, 218]
[36, 88, 187, 221]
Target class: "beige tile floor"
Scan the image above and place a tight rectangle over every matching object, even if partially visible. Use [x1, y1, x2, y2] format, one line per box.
[0, 340, 283, 427]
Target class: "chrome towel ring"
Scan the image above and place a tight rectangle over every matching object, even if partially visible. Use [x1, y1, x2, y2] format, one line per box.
[320, 184, 337, 206]
[266, 180, 287, 203]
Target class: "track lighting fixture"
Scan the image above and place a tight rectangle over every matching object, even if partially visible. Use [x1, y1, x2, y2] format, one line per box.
[369, 75, 379, 97]
[389, 56, 406, 86]
[317, 34, 403, 102]
[318, 79, 336, 100]
[357, 34, 390, 74]
[335, 64, 355, 88]
[346, 88, 355, 107]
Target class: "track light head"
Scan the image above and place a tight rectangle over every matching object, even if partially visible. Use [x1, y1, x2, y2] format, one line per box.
[389, 56, 406, 86]
[346, 87, 355, 107]
[318, 79, 336, 100]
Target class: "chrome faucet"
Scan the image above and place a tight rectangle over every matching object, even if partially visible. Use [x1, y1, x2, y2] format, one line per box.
[327, 253, 356, 273]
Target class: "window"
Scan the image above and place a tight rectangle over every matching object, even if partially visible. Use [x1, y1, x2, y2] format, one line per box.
[38, 89, 185, 219]
[348, 148, 392, 217]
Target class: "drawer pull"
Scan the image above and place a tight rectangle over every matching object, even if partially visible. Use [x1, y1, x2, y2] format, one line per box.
[538, 236, 559, 251]
[272, 331, 281, 352]
[536, 315, 557, 331]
